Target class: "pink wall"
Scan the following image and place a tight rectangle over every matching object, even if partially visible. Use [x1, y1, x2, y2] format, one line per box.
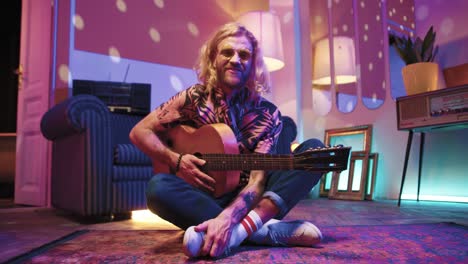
[414, 0, 468, 70]
[75, 0, 232, 68]
[269, 0, 298, 118]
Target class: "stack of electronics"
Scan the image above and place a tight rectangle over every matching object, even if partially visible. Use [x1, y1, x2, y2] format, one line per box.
[72, 79, 151, 115]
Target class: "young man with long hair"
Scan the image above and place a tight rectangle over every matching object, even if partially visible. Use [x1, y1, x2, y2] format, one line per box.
[130, 22, 324, 258]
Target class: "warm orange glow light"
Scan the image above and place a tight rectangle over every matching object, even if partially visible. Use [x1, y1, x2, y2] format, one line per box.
[132, 210, 171, 224]
[290, 141, 300, 152]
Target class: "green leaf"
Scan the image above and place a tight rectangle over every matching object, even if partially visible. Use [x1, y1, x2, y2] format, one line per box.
[388, 26, 438, 65]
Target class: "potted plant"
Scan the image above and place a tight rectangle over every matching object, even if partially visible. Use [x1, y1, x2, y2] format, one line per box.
[389, 26, 439, 95]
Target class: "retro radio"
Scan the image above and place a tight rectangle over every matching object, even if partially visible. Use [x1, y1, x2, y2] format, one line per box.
[396, 84, 468, 131]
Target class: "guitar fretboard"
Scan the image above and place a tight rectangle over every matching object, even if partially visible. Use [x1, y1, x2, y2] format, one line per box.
[199, 148, 349, 172]
[201, 154, 294, 171]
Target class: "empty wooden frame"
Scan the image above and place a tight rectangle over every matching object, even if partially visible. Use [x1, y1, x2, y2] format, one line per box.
[320, 125, 373, 200]
[327, 151, 378, 200]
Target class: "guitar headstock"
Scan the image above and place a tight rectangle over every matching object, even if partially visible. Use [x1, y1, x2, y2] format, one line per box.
[293, 145, 351, 172]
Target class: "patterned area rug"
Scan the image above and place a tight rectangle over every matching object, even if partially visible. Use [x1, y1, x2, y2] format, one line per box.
[11, 223, 468, 263]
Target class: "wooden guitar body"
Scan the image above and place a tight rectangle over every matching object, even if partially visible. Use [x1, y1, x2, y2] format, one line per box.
[154, 124, 241, 197]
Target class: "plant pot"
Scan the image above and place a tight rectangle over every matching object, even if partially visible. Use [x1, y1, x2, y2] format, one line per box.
[401, 62, 439, 95]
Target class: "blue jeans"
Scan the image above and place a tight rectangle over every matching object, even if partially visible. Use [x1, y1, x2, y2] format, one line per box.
[145, 138, 325, 230]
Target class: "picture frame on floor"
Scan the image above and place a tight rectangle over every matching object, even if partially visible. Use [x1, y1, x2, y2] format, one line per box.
[320, 125, 375, 200]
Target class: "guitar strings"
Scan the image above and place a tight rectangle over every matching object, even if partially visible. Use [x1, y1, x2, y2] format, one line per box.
[201, 152, 347, 171]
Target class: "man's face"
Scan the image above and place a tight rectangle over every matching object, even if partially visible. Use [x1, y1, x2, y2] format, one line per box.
[215, 35, 253, 91]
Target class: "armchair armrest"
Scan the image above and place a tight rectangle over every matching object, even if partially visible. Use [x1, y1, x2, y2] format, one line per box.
[42, 94, 114, 216]
[40, 94, 109, 140]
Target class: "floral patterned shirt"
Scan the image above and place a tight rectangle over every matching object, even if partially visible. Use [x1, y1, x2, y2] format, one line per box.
[153, 84, 283, 155]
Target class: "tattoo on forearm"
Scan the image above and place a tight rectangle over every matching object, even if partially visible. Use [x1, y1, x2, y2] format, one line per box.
[232, 208, 246, 221]
[232, 191, 256, 220]
[243, 191, 256, 207]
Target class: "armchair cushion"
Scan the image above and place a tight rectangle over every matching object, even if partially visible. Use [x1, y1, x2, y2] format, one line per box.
[114, 144, 152, 165]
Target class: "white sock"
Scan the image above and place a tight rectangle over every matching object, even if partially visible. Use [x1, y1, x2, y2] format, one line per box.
[229, 210, 263, 248]
[183, 226, 204, 257]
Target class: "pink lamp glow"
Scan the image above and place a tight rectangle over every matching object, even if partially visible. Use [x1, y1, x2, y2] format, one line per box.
[313, 36, 357, 85]
[237, 11, 285, 72]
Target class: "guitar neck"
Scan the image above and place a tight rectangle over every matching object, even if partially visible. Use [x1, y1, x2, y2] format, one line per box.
[162, 124, 350, 173]
[201, 153, 295, 171]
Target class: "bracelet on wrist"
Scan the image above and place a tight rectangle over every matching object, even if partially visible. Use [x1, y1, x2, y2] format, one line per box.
[175, 153, 184, 172]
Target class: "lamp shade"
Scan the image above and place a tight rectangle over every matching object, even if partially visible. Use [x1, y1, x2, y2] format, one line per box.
[313, 36, 357, 85]
[237, 11, 285, 72]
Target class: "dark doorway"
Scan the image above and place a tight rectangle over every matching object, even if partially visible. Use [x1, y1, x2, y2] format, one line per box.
[0, 1, 21, 199]
[0, 1, 21, 133]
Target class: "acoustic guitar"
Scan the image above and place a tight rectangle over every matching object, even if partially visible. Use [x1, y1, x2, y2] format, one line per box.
[154, 123, 351, 197]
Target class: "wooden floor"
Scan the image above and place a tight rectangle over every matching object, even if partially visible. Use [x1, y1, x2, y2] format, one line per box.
[1, 198, 467, 263]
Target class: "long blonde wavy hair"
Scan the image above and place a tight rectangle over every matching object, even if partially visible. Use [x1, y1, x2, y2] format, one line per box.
[195, 22, 271, 103]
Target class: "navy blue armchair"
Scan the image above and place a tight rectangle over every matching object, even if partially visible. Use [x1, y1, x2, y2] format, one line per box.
[40, 94, 153, 219]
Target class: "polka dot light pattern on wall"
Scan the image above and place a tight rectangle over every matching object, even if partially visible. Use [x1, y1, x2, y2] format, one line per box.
[356, 0, 386, 108]
[73, 1, 232, 68]
[116, 0, 127, 13]
[331, 0, 357, 113]
[73, 14, 85, 30]
[387, 0, 415, 35]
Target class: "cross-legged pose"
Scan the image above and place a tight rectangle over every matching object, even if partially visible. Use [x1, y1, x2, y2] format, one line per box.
[130, 22, 325, 258]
